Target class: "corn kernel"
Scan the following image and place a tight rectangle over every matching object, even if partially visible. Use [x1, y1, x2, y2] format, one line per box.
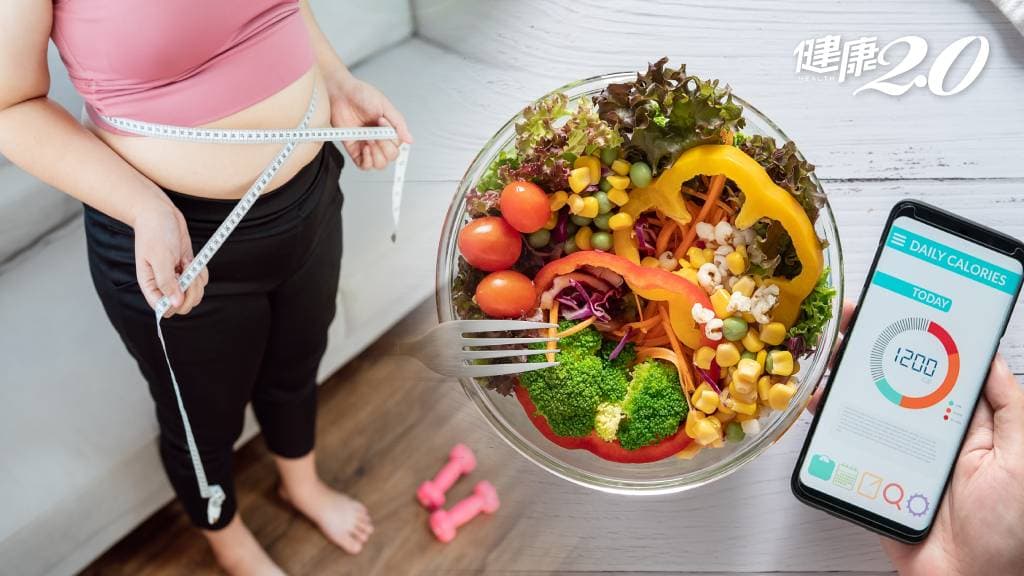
[715, 405, 736, 423]
[742, 312, 756, 324]
[611, 159, 631, 176]
[710, 289, 731, 318]
[734, 358, 763, 386]
[759, 322, 787, 346]
[693, 346, 716, 370]
[606, 175, 630, 190]
[573, 155, 601, 184]
[725, 250, 747, 275]
[730, 375, 756, 399]
[730, 399, 758, 416]
[675, 267, 699, 285]
[702, 248, 715, 263]
[686, 246, 707, 268]
[549, 191, 568, 211]
[756, 349, 767, 368]
[716, 342, 740, 367]
[607, 187, 630, 206]
[575, 226, 593, 251]
[741, 329, 764, 353]
[579, 196, 600, 218]
[567, 193, 585, 214]
[569, 167, 591, 193]
[694, 416, 722, 446]
[607, 212, 634, 231]
[736, 244, 748, 259]
[767, 350, 794, 376]
[684, 410, 706, 439]
[757, 375, 772, 403]
[732, 276, 756, 297]
[694, 388, 720, 414]
[543, 212, 559, 230]
[768, 382, 798, 410]
[641, 256, 660, 268]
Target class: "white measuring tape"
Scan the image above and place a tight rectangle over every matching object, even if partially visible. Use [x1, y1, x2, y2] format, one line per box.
[102, 87, 410, 524]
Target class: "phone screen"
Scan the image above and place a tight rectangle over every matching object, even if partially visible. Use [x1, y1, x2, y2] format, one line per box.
[798, 215, 1022, 532]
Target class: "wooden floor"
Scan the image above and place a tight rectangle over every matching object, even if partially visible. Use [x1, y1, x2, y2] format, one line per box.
[83, 298, 896, 576]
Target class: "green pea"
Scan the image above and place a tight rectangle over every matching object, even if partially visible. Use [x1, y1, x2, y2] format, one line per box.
[599, 178, 613, 192]
[723, 316, 749, 341]
[594, 191, 613, 214]
[570, 214, 592, 227]
[563, 238, 578, 254]
[600, 147, 619, 166]
[566, 221, 579, 236]
[591, 231, 613, 251]
[725, 421, 745, 443]
[527, 229, 551, 248]
[629, 161, 653, 188]
[741, 350, 756, 361]
[593, 213, 612, 230]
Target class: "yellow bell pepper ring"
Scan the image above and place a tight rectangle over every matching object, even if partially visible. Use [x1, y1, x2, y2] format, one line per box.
[619, 184, 691, 228]
[655, 145, 824, 327]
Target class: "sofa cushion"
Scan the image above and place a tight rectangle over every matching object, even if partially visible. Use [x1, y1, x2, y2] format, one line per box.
[309, 0, 413, 64]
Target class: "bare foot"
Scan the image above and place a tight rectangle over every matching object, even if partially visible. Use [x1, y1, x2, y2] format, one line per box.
[203, 515, 285, 576]
[279, 481, 374, 554]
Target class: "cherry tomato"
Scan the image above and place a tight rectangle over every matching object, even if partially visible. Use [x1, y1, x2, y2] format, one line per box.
[457, 216, 522, 271]
[475, 270, 537, 318]
[500, 181, 550, 233]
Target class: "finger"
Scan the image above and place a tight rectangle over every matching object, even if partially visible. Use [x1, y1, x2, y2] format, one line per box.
[369, 142, 387, 170]
[342, 141, 361, 163]
[151, 250, 184, 309]
[984, 354, 1024, 455]
[359, 143, 373, 170]
[376, 137, 399, 163]
[136, 260, 162, 309]
[178, 282, 203, 316]
[381, 102, 413, 144]
[807, 387, 824, 415]
[960, 394, 994, 458]
[839, 298, 856, 335]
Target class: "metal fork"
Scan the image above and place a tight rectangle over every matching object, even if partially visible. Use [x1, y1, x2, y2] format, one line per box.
[393, 320, 559, 378]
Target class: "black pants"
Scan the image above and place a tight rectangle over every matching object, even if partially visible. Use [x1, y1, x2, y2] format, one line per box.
[85, 143, 344, 529]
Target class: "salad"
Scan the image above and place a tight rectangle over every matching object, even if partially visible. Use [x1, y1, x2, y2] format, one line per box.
[453, 58, 837, 463]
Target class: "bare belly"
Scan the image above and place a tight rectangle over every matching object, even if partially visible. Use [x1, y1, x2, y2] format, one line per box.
[88, 67, 332, 200]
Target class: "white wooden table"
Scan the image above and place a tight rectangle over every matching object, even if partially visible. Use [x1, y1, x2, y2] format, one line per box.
[348, 1, 1024, 573]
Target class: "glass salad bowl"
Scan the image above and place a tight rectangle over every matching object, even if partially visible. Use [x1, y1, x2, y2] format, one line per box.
[435, 72, 844, 495]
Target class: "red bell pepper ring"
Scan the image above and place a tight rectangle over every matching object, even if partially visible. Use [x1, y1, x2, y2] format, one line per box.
[514, 384, 692, 464]
[533, 251, 716, 349]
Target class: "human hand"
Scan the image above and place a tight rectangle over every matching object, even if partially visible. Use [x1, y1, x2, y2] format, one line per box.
[809, 299, 1024, 576]
[327, 74, 413, 170]
[131, 199, 208, 318]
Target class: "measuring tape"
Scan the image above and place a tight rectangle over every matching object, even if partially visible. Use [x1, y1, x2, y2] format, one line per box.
[102, 87, 410, 524]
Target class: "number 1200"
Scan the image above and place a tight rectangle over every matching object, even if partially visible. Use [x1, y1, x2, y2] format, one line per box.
[895, 346, 939, 378]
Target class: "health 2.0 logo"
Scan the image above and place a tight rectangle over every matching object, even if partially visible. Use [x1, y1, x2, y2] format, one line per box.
[793, 35, 989, 96]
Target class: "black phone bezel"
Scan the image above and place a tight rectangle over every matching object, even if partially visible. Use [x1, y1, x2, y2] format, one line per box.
[791, 199, 1024, 543]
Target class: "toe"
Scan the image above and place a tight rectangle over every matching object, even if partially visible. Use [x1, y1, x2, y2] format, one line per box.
[338, 533, 364, 555]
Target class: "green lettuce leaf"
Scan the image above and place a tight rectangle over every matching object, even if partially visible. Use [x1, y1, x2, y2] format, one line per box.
[739, 134, 823, 222]
[788, 269, 837, 347]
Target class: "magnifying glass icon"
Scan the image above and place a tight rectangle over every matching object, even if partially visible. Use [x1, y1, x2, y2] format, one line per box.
[883, 482, 904, 510]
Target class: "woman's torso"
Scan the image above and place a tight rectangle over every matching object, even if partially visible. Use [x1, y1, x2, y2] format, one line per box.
[52, 0, 331, 200]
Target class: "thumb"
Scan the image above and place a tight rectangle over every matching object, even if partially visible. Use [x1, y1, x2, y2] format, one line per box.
[381, 101, 413, 144]
[984, 354, 1024, 456]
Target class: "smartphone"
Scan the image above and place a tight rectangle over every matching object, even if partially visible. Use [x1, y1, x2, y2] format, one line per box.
[791, 200, 1024, 542]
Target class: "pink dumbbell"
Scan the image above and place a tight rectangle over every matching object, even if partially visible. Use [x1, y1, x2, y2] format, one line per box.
[417, 443, 476, 510]
[429, 480, 499, 543]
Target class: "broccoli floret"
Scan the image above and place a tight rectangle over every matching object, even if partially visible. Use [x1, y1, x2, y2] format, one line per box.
[558, 320, 603, 358]
[519, 322, 634, 437]
[594, 402, 625, 441]
[617, 360, 689, 450]
[520, 353, 604, 437]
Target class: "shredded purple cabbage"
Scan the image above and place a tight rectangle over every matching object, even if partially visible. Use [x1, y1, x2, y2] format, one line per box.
[696, 368, 721, 393]
[787, 335, 809, 357]
[553, 279, 619, 323]
[551, 209, 571, 243]
[608, 328, 633, 361]
[634, 217, 658, 257]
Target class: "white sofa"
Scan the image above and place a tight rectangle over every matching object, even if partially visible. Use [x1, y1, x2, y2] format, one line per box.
[0, 2, 484, 574]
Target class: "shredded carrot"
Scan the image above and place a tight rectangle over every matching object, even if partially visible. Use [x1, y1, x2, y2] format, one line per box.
[655, 220, 678, 255]
[659, 303, 696, 396]
[556, 316, 596, 338]
[634, 293, 645, 322]
[638, 335, 670, 347]
[676, 174, 727, 258]
[643, 301, 660, 320]
[616, 315, 662, 336]
[546, 301, 559, 363]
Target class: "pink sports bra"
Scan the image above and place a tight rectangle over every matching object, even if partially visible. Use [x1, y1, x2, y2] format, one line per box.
[51, 0, 314, 134]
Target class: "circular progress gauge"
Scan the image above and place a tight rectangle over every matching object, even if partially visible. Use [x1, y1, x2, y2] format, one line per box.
[869, 317, 960, 409]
